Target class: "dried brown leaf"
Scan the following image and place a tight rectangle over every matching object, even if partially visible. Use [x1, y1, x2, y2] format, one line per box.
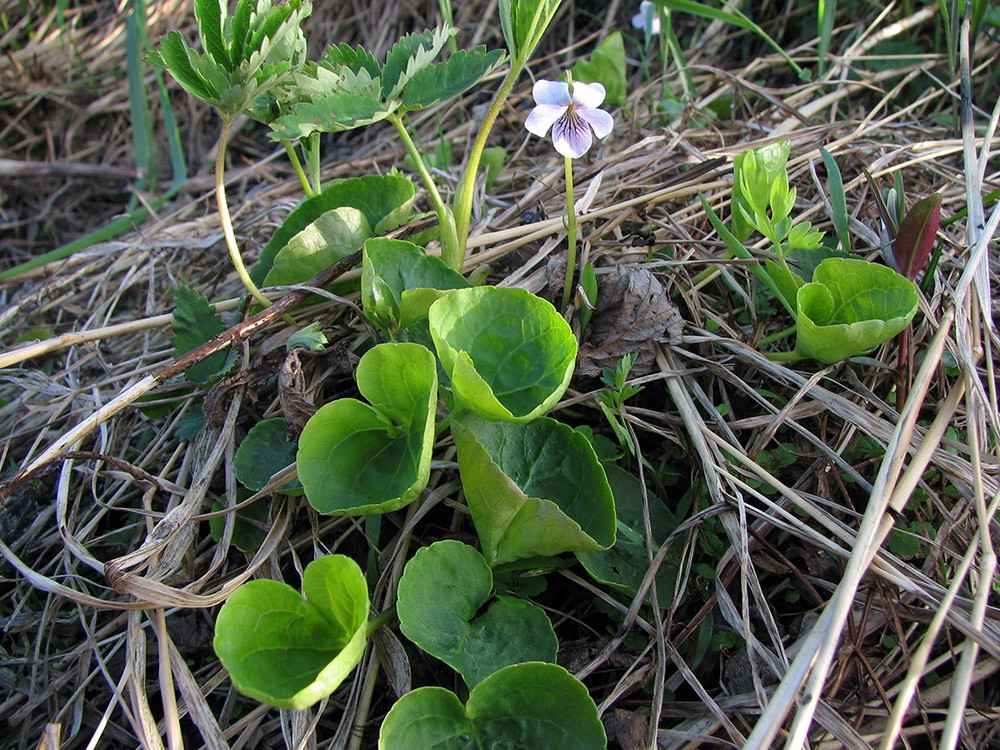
[577, 266, 683, 378]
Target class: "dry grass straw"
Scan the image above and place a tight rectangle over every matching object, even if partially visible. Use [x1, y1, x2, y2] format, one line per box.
[1, 1, 999, 748]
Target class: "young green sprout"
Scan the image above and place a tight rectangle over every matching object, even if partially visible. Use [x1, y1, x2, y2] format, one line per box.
[524, 76, 613, 313]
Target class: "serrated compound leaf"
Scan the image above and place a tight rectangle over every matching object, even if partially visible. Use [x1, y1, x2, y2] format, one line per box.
[379, 662, 606, 750]
[453, 415, 616, 566]
[263, 206, 371, 288]
[269, 91, 394, 140]
[170, 285, 234, 384]
[322, 42, 381, 78]
[397, 541, 557, 688]
[428, 287, 576, 422]
[298, 343, 437, 514]
[381, 26, 453, 101]
[576, 464, 681, 604]
[399, 47, 506, 111]
[234, 418, 301, 494]
[214, 555, 369, 710]
[571, 31, 627, 108]
[795, 257, 918, 363]
[362, 238, 470, 332]
[253, 175, 414, 284]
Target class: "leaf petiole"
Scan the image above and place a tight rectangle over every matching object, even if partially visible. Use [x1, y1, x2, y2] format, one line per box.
[282, 140, 315, 197]
[217, 118, 274, 311]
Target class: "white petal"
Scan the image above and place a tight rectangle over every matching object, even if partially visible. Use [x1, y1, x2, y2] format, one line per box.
[579, 107, 614, 139]
[551, 113, 593, 159]
[571, 80, 606, 109]
[525, 104, 567, 136]
[532, 79, 572, 107]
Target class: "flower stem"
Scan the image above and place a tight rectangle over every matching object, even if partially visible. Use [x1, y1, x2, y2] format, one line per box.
[217, 118, 273, 310]
[282, 140, 314, 197]
[389, 113, 459, 269]
[452, 61, 523, 264]
[560, 155, 578, 314]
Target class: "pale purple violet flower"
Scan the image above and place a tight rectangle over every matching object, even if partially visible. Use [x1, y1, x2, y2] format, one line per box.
[524, 80, 615, 159]
[631, 1, 661, 35]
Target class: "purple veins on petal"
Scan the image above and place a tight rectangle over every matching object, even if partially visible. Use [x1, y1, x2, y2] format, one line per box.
[524, 79, 615, 159]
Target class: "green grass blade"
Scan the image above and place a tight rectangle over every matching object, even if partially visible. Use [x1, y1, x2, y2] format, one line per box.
[658, 0, 810, 80]
[817, 0, 836, 76]
[127, 12, 155, 203]
[819, 147, 851, 253]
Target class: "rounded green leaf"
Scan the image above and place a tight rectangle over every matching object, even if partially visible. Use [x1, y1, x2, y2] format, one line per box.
[213, 555, 370, 710]
[378, 663, 606, 750]
[379, 687, 475, 750]
[576, 464, 680, 604]
[428, 287, 576, 422]
[264, 206, 371, 288]
[397, 540, 557, 688]
[362, 238, 470, 332]
[452, 415, 616, 566]
[234, 418, 301, 494]
[298, 343, 437, 514]
[253, 174, 415, 285]
[795, 257, 918, 363]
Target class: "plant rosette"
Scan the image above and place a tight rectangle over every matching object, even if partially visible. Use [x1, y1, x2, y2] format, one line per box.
[794, 257, 919, 363]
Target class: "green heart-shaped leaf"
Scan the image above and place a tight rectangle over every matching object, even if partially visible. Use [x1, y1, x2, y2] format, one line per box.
[214, 554, 369, 710]
[378, 662, 606, 750]
[234, 417, 302, 494]
[453, 415, 615, 566]
[795, 257, 918, 363]
[253, 174, 414, 285]
[362, 238, 470, 332]
[576, 464, 681, 604]
[397, 540, 557, 688]
[264, 206, 371, 288]
[429, 287, 576, 422]
[298, 343, 437, 514]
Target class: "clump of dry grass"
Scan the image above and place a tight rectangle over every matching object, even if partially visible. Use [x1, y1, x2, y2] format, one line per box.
[1, 1, 999, 749]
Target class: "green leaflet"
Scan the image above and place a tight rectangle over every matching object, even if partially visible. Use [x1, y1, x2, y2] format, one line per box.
[297, 343, 437, 515]
[452, 415, 616, 566]
[396, 540, 557, 688]
[428, 287, 577, 423]
[213, 555, 369, 710]
[795, 257, 919, 363]
[378, 662, 606, 750]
